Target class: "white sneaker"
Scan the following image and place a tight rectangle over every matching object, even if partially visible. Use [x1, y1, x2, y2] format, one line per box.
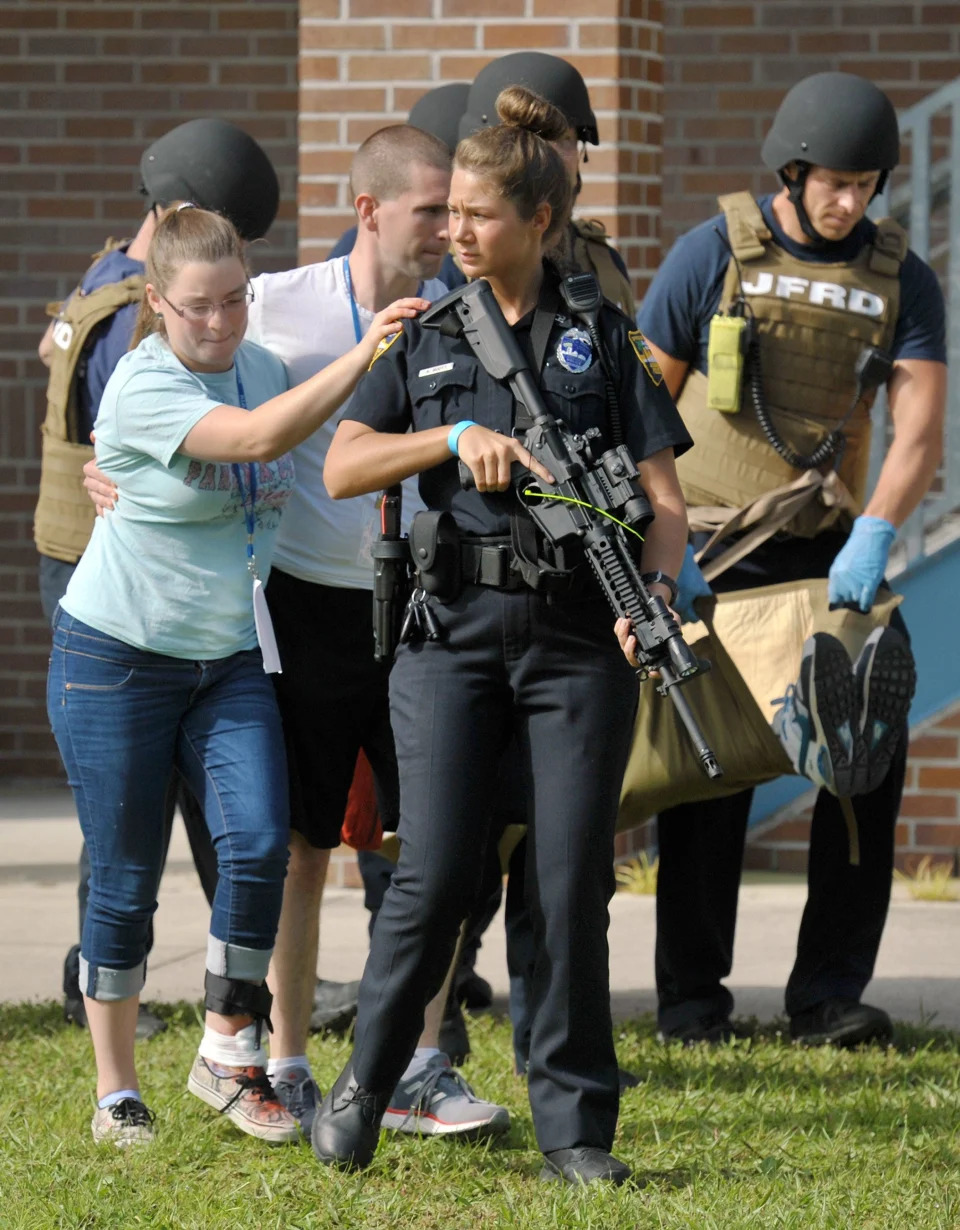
[91, 1097, 155, 1147]
[852, 625, 916, 794]
[772, 632, 861, 795]
[382, 1054, 510, 1138]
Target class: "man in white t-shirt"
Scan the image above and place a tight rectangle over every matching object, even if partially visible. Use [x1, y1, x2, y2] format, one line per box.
[246, 125, 508, 1141]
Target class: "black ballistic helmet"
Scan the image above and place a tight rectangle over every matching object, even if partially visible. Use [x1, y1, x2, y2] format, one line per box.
[761, 72, 899, 245]
[459, 52, 599, 145]
[140, 118, 280, 241]
[761, 72, 900, 181]
[407, 82, 471, 155]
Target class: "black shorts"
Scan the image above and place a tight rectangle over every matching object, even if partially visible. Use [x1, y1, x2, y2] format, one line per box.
[265, 569, 399, 850]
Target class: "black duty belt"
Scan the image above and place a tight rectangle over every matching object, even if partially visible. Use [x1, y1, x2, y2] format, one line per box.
[459, 536, 586, 596]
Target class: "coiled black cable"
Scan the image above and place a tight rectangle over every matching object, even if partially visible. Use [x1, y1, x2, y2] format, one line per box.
[744, 317, 850, 472]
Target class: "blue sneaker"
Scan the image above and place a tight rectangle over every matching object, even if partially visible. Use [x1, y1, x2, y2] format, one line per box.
[852, 625, 916, 795]
[273, 1068, 321, 1139]
[772, 633, 860, 795]
[382, 1054, 509, 1138]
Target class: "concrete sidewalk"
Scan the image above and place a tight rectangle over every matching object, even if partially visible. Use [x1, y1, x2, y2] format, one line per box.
[1, 786, 957, 1030]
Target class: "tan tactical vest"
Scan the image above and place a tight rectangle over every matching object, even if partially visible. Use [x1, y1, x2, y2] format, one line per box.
[676, 192, 906, 539]
[34, 239, 144, 562]
[569, 218, 637, 320]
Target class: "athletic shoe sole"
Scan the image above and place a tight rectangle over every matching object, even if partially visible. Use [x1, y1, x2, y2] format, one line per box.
[805, 633, 862, 797]
[381, 1104, 510, 1138]
[855, 626, 916, 795]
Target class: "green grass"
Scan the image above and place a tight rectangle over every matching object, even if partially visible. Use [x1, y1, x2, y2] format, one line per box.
[2, 1004, 960, 1229]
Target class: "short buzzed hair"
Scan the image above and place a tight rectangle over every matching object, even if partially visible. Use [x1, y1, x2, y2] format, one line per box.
[350, 124, 451, 202]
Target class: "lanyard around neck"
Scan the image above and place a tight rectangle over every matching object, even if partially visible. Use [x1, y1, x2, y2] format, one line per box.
[231, 364, 259, 577]
[343, 256, 364, 345]
[343, 255, 425, 346]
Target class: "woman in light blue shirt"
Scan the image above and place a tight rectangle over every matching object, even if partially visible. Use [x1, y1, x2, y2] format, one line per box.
[48, 204, 425, 1148]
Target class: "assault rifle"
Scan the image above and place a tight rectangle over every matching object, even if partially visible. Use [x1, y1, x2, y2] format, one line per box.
[420, 279, 723, 781]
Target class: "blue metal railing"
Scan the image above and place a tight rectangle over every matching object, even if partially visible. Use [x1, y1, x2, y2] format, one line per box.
[869, 77, 960, 566]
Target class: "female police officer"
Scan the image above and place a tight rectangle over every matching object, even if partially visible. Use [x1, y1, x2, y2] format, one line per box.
[315, 87, 691, 1186]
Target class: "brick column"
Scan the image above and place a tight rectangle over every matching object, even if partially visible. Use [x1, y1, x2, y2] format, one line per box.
[299, 0, 665, 301]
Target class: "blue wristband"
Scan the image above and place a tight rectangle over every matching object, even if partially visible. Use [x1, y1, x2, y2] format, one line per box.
[447, 420, 478, 457]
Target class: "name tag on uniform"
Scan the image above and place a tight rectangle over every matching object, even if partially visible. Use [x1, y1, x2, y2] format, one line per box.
[418, 363, 455, 378]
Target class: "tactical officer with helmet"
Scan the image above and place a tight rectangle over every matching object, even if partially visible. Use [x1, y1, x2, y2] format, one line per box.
[639, 73, 945, 1047]
[36, 117, 279, 1039]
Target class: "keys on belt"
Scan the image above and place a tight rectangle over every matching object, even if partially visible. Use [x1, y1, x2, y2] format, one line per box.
[399, 587, 442, 644]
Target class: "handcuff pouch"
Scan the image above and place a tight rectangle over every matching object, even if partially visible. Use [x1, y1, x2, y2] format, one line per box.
[409, 510, 462, 602]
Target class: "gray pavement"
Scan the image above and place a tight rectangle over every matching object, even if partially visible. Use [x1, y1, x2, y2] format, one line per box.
[1, 786, 957, 1031]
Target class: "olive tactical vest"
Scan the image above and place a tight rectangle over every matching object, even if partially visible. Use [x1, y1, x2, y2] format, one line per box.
[569, 218, 637, 320]
[676, 192, 906, 538]
[33, 239, 145, 562]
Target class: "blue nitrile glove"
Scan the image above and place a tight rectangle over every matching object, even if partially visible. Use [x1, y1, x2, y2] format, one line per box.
[676, 543, 712, 623]
[828, 515, 897, 611]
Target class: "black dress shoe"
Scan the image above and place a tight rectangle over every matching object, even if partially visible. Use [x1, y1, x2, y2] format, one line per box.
[455, 969, 494, 1012]
[790, 999, 893, 1047]
[658, 1012, 746, 1046]
[309, 978, 360, 1034]
[540, 1147, 632, 1186]
[438, 994, 471, 1066]
[311, 1064, 389, 1170]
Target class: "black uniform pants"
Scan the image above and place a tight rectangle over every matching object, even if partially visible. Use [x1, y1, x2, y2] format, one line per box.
[655, 531, 908, 1032]
[352, 584, 638, 1154]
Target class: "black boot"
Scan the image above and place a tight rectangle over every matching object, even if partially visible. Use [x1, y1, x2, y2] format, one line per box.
[540, 1147, 632, 1186]
[311, 1064, 389, 1171]
[438, 992, 470, 1066]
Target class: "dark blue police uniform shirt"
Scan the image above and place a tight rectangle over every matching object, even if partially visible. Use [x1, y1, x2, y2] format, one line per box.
[74, 246, 144, 443]
[346, 267, 692, 538]
[638, 193, 946, 373]
[328, 225, 466, 290]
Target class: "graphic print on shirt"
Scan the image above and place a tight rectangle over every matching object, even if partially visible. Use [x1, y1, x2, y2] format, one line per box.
[182, 454, 295, 530]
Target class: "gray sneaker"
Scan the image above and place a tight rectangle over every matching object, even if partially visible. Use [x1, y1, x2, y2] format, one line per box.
[772, 632, 861, 795]
[853, 626, 916, 795]
[382, 1053, 510, 1138]
[91, 1097, 155, 1147]
[187, 1054, 300, 1144]
[273, 1068, 321, 1138]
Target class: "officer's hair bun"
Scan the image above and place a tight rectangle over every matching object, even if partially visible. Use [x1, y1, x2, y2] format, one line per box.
[495, 86, 569, 144]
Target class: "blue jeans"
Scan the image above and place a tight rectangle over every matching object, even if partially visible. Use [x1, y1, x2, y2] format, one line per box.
[47, 609, 290, 1001]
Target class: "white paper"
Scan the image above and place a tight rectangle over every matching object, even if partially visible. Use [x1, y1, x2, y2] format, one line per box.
[253, 577, 282, 674]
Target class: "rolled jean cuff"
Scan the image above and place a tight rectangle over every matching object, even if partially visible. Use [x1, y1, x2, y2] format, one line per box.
[206, 936, 272, 983]
[80, 955, 147, 1002]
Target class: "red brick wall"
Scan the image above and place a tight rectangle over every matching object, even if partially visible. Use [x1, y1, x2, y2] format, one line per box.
[298, 0, 665, 293]
[659, 0, 960, 255]
[0, 0, 299, 780]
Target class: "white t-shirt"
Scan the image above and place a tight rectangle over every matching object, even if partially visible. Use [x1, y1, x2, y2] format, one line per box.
[246, 257, 446, 590]
[61, 333, 293, 658]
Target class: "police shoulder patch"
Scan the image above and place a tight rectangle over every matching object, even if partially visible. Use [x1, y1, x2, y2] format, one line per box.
[628, 330, 664, 386]
[368, 330, 401, 370]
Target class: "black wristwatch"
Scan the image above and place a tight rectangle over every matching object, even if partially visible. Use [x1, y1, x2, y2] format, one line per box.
[640, 570, 678, 606]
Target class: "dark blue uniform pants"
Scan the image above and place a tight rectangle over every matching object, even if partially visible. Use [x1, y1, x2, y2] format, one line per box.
[352, 584, 638, 1154]
[655, 532, 908, 1032]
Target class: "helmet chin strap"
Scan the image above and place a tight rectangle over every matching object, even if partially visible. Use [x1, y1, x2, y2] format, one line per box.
[779, 162, 829, 248]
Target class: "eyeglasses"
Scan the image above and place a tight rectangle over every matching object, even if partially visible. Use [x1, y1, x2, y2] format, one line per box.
[158, 285, 254, 324]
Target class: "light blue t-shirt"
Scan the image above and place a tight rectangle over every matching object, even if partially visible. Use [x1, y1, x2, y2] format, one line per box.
[61, 332, 294, 659]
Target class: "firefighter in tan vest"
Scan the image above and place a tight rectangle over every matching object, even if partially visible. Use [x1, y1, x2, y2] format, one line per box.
[638, 73, 945, 1047]
[35, 118, 279, 1039]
